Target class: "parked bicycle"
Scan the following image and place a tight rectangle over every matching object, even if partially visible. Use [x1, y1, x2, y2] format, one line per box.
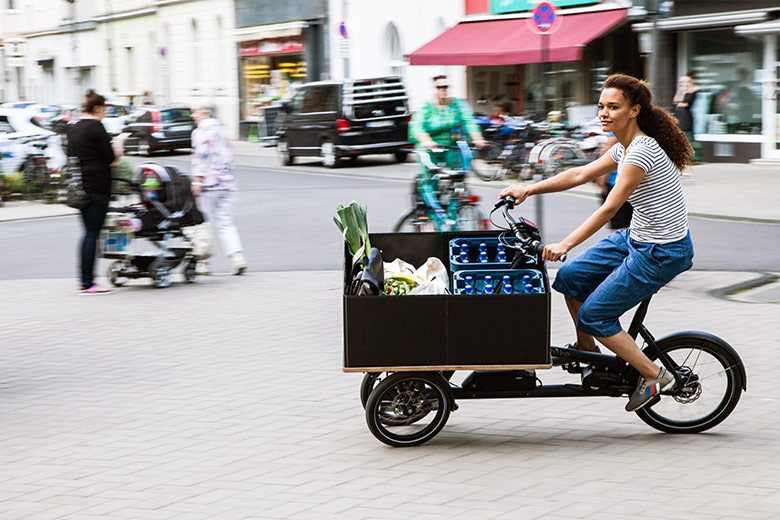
[393, 142, 488, 232]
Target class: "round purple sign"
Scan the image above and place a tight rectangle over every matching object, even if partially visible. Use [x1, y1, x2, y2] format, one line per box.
[532, 2, 559, 33]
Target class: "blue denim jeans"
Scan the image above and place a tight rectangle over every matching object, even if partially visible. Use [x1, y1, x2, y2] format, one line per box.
[552, 228, 694, 337]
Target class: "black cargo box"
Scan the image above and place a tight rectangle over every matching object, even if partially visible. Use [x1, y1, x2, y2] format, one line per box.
[343, 230, 551, 372]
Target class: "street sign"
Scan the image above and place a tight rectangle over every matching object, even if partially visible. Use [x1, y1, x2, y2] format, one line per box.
[529, 2, 561, 34]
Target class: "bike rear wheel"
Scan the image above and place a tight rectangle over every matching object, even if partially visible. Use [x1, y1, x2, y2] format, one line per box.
[456, 204, 486, 231]
[472, 145, 503, 181]
[636, 335, 745, 434]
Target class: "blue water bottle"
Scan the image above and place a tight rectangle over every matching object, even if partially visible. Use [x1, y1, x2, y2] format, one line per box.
[464, 284, 474, 295]
[484, 275, 493, 290]
[496, 243, 507, 263]
[459, 244, 469, 263]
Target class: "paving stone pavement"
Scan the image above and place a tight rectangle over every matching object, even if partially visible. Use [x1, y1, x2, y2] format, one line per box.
[1, 270, 778, 520]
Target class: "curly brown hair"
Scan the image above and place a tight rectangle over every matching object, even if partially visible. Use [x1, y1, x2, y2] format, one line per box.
[603, 74, 692, 170]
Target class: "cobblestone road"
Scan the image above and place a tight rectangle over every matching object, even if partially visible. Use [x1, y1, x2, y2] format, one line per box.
[1, 270, 778, 519]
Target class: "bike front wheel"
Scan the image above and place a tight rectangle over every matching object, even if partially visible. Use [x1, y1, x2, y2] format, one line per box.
[365, 372, 451, 447]
[636, 334, 745, 434]
[393, 209, 436, 232]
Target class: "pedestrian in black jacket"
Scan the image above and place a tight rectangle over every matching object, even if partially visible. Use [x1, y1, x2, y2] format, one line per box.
[67, 90, 124, 294]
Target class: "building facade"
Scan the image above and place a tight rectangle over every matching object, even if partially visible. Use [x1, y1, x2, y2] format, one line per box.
[233, 0, 329, 137]
[405, 0, 638, 121]
[633, 0, 780, 163]
[1, 0, 239, 139]
[328, 0, 466, 112]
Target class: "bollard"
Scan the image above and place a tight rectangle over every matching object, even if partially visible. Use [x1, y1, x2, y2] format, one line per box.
[532, 173, 543, 236]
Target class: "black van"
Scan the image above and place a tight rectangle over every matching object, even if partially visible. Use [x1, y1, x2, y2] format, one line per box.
[277, 76, 412, 168]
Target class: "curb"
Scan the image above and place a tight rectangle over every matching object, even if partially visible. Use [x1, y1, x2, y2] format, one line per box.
[707, 271, 780, 303]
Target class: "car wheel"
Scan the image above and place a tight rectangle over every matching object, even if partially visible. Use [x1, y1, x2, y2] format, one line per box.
[394, 151, 410, 163]
[278, 138, 294, 166]
[138, 137, 152, 157]
[320, 141, 340, 169]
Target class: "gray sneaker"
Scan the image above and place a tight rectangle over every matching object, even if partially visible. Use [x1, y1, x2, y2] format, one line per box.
[625, 367, 675, 412]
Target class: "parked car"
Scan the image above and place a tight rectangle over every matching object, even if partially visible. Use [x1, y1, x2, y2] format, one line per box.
[277, 76, 412, 168]
[102, 103, 133, 135]
[49, 105, 79, 135]
[0, 108, 67, 175]
[25, 104, 63, 130]
[121, 106, 194, 155]
[0, 101, 37, 110]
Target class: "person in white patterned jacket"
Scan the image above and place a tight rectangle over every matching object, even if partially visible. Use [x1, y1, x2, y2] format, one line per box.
[190, 101, 247, 275]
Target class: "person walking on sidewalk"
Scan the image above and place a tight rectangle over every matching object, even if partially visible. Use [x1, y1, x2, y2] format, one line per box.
[190, 101, 247, 275]
[67, 90, 126, 295]
[673, 71, 699, 161]
[500, 73, 694, 412]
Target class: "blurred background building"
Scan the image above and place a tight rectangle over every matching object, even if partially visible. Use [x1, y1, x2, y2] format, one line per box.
[2, 0, 780, 162]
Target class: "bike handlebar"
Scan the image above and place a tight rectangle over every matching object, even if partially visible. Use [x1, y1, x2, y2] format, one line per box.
[494, 196, 566, 262]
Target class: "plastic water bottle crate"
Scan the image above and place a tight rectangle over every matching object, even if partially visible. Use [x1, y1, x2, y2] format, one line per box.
[449, 236, 535, 271]
[453, 269, 544, 295]
[102, 232, 131, 253]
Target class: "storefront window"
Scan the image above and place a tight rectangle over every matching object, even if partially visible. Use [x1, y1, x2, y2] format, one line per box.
[240, 39, 307, 120]
[524, 61, 584, 119]
[686, 30, 763, 135]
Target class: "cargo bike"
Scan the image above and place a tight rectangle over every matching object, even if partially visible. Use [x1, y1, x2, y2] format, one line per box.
[344, 198, 747, 447]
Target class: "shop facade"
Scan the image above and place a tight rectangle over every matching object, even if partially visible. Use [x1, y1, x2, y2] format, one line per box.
[409, 0, 639, 121]
[633, 1, 780, 162]
[234, 0, 328, 137]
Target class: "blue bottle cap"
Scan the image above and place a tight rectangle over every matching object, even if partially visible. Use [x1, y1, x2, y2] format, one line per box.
[497, 243, 505, 251]
[522, 274, 531, 284]
[484, 275, 493, 283]
[460, 243, 468, 252]
[465, 275, 473, 283]
[464, 284, 474, 294]
[502, 283, 513, 294]
[524, 283, 534, 293]
[502, 275, 511, 283]
[479, 242, 487, 251]
[484, 283, 494, 294]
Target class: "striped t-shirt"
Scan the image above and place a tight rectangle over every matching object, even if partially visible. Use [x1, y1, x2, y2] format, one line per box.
[609, 136, 688, 243]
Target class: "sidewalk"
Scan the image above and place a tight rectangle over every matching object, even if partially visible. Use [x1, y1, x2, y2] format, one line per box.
[0, 270, 778, 519]
[1, 143, 778, 223]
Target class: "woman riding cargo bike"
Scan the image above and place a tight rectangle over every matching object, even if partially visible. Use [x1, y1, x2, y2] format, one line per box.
[350, 73, 745, 448]
[501, 73, 699, 412]
[400, 74, 488, 232]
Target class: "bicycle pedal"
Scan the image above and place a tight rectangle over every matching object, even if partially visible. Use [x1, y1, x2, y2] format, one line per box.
[563, 361, 583, 373]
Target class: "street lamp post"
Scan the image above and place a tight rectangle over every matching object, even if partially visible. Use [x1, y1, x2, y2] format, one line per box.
[647, 0, 660, 92]
[65, 0, 80, 102]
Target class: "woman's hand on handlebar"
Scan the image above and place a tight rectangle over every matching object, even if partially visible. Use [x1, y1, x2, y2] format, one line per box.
[542, 242, 569, 262]
[499, 184, 532, 205]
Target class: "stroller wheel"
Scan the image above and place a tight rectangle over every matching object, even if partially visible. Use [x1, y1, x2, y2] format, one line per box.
[108, 261, 128, 287]
[184, 259, 197, 284]
[150, 258, 173, 289]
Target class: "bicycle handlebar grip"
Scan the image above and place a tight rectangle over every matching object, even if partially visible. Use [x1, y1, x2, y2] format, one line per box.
[532, 242, 566, 262]
[494, 195, 516, 209]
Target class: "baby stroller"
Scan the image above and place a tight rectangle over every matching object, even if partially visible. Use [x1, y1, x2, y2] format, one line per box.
[101, 162, 205, 288]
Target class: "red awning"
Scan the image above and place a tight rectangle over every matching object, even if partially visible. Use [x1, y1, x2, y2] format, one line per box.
[408, 9, 627, 66]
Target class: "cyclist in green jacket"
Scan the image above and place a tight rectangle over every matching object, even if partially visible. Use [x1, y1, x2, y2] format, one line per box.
[409, 75, 486, 228]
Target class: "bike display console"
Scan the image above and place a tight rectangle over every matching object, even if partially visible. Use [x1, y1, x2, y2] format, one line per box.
[343, 230, 552, 372]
